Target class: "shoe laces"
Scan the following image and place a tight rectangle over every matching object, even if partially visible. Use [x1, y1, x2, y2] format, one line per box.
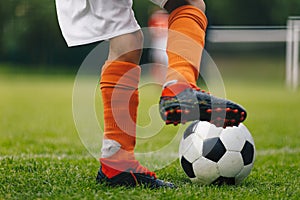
[128, 165, 157, 186]
[132, 164, 157, 179]
[130, 171, 139, 186]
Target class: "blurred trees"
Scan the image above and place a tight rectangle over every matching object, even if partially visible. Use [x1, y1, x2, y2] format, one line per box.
[206, 0, 300, 25]
[0, 0, 97, 67]
[0, 0, 299, 67]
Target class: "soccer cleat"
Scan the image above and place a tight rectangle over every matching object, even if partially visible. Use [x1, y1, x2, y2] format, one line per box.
[96, 165, 175, 189]
[159, 82, 247, 127]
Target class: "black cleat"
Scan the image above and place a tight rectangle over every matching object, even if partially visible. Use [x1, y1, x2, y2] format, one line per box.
[96, 166, 175, 189]
[159, 82, 247, 127]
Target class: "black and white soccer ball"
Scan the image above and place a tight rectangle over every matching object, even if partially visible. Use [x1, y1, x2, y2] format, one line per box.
[179, 121, 255, 185]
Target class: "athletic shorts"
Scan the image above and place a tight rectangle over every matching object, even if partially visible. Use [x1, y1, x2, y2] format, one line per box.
[56, 0, 168, 47]
[55, 0, 141, 47]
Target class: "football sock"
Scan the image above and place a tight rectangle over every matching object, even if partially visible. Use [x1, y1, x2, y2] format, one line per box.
[100, 61, 141, 177]
[166, 5, 208, 87]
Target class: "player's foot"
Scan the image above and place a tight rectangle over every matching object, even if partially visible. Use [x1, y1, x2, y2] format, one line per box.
[96, 162, 175, 189]
[159, 82, 247, 127]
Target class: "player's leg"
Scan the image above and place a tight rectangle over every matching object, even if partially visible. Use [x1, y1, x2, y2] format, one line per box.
[100, 30, 143, 164]
[150, 0, 247, 127]
[98, 30, 174, 188]
[164, 0, 205, 13]
[164, 0, 206, 87]
[107, 31, 144, 65]
[56, 0, 174, 188]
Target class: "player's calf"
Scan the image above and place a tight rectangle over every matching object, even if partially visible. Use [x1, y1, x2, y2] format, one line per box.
[163, 0, 206, 13]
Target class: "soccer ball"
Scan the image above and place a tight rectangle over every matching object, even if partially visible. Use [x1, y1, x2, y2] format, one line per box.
[179, 121, 255, 185]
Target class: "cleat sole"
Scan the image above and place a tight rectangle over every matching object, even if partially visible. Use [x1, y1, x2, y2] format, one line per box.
[159, 87, 247, 127]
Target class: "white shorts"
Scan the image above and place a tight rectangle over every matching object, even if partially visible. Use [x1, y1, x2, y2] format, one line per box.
[55, 0, 141, 47]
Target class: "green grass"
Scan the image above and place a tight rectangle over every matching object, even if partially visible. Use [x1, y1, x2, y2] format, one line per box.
[0, 55, 300, 199]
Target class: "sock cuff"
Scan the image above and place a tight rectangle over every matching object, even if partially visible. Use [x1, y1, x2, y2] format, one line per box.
[161, 82, 191, 96]
[100, 61, 141, 90]
[168, 5, 208, 31]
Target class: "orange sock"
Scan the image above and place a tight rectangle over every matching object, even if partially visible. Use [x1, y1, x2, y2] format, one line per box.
[166, 5, 208, 87]
[100, 61, 141, 177]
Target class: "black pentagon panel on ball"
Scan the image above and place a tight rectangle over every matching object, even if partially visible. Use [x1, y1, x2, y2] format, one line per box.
[241, 141, 254, 165]
[202, 137, 226, 162]
[183, 120, 199, 139]
[212, 176, 236, 185]
[181, 156, 196, 178]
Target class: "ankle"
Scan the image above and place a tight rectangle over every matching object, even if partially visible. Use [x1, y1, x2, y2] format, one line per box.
[100, 158, 140, 178]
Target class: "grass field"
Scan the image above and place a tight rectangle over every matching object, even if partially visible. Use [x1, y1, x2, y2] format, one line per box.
[1, 54, 300, 199]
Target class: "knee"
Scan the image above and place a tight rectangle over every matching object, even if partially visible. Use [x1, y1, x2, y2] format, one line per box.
[121, 30, 144, 64]
[108, 30, 144, 64]
[186, 0, 206, 12]
[134, 30, 144, 51]
[164, 0, 206, 13]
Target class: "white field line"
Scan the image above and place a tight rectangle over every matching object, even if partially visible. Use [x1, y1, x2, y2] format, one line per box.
[0, 153, 94, 160]
[0, 147, 299, 160]
[257, 147, 300, 156]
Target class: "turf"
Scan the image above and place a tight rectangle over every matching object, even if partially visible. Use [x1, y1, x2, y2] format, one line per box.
[0, 55, 300, 199]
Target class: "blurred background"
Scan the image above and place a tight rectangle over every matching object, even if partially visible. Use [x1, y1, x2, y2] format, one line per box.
[0, 0, 300, 72]
[1, 2, 300, 192]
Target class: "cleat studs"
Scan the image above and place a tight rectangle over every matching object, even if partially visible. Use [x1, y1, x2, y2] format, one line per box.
[164, 111, 168, 116]
[184, 109, 190, 114]
[226, 108, 231, 112]
[176, 109, 182, 113]
[166, 120, 171, 125]
[241, 112, 245, 116]
[169, 109, 174, 114]
[230, 119, 236, 123]
[206, 109, 212, 114]
[215, 108, 223, 112]
[233, 109, 239, 114]
[240, 117, 244, 121]
[216, 117, 223, 121]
